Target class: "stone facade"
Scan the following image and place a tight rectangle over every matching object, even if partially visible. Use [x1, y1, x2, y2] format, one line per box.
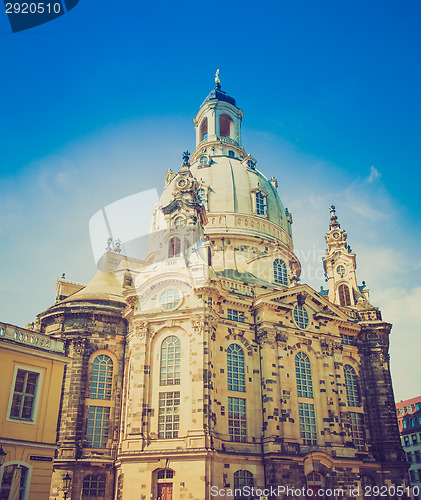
[35, 81, 408, 500]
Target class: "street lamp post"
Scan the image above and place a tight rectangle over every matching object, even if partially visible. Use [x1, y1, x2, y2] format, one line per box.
[62, 472, 72, 500]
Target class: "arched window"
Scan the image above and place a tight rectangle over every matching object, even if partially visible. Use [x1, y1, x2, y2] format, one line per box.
[220, 114, 233, 137]
[197, 188, 206, 205]
[0, 463, 30, 500]
[293, 305, 309, 330]
[168, 237, 181, 258]
[273, 259, 288, 285]
[295, 352, 313, 398]
[160, 336, 181, 386]
[200, 117, 208, 141]
[234, 470, 253, 500]
[338, 283, 351, 306]
[82, 474, 106, 497]
[255, 191, 266, 215]
[227, 344, 245, 392]
[344, 365, 360, 406]
[90, 354, 113, 399]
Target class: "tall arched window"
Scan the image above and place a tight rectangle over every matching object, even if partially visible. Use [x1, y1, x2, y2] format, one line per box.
[200, 117, 208, 141]
[220, 114, 233, 137]
[338, 283, 351, 306]
[227, 344, 245, 392]
[82, 474, 106, 498]
[160, 336, 181, 386]
[295, 352, 313, 398]
[90, 354, 113, 399]
[344, 365, 360, 406]
[234, 470, 253, 500]
[273, 259, 288, 285]
[168, 237, 181, 258]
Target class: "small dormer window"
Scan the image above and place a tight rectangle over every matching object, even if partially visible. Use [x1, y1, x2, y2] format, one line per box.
[247, 160, 255, 169]
[228, 150, 234, 158]
[255, 191, 266, 216]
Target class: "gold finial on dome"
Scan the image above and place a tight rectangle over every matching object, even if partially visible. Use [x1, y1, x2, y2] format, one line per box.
[214, 69, 221, 90]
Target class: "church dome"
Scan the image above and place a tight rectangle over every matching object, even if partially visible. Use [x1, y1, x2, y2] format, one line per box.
[159, 79, 294, 251]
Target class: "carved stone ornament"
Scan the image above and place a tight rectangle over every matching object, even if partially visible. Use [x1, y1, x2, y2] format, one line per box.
[71, 337, 86, 355]
[132, 320, 149, 340]
[320, 340, 333, 357]
[257, 328, 277, 343]
[190, 315, 204, 333]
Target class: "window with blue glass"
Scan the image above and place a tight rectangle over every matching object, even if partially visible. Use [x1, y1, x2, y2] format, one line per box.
[295, 352, 313, 398]
[227, 344, 245, 392]
[273, 259, 288, 285]
[255, 191, 266, 215]
[344, 365, 360, 407]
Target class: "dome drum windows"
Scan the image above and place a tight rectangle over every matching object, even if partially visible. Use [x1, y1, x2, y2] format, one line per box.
[273, 259, 288, 285]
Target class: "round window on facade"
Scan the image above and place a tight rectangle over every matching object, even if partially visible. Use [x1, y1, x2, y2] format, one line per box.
[174, 217, 185, 229]
[159, 289, 182, 310]
[293, 304, 309, 330]
[336, 265, 346, 277]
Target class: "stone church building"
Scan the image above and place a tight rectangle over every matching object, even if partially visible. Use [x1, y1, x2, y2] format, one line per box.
[36, 79, 408, 499]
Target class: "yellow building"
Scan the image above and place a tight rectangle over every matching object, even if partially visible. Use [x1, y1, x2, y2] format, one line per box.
[0, 322, 68, 500]
[35, 80, 409, 499]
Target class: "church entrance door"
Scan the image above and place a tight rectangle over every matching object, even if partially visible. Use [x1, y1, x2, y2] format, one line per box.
[158, 482, 173, 500]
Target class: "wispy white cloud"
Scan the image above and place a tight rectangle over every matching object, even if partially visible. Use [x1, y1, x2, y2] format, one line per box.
[367, 165, 381, 183]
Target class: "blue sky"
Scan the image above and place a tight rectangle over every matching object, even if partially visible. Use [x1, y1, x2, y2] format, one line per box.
[1, 0, 420, 400]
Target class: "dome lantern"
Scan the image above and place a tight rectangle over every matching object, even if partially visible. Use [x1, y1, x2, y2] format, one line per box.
[191, 72, 244, 163]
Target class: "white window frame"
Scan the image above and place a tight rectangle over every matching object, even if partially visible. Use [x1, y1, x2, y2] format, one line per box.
[250, 188, 268, 218]
[6, 365, 43, 425]
[0, 461, 32, 500]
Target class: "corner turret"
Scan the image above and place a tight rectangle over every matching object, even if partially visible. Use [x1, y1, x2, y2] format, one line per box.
[323, 205, 369, 306]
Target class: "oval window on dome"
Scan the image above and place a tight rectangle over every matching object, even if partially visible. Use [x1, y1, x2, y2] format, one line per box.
[293, 305, 309, 330]
[160, 289, 182, 310]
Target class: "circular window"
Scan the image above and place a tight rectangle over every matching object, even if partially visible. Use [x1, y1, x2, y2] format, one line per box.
[336, 265, 346, 277]
[177, 179, 187, 188]
[174, 217, 185, 228]
[160, 289, 182, 310]
[293, 305, 309, 330]
[200, 156, 208, 165]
